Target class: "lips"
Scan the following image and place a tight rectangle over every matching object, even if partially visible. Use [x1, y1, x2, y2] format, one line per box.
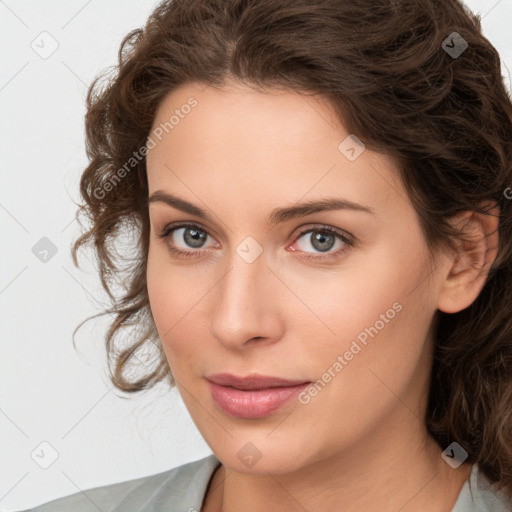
[206, 373, 311, 419]
[206, 373, 310, 390]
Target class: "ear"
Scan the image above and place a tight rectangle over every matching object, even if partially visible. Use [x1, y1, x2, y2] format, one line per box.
[437, 202, 500, 314]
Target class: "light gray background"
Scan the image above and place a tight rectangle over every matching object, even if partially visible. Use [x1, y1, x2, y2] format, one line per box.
[1, 1, 511, 510]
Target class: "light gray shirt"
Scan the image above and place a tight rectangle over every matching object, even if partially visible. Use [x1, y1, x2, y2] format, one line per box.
[17, 454, 511, 511]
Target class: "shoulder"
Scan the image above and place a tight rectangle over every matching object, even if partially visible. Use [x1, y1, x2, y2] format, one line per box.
[451, 464, 512, 512]
[17, 454, 221, 512]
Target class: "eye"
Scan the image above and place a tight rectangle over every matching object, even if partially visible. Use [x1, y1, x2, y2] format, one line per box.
[156, 222, 217, 259]
[289, 225, 354, 261]
[156, 222, 354, 261]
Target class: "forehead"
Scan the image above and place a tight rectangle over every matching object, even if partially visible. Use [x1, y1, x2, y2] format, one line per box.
[146, 81, 407, 220]
[149, 80, 344, 156]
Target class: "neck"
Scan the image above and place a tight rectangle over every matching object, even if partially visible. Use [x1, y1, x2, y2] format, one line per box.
[202, 417, 472, 512]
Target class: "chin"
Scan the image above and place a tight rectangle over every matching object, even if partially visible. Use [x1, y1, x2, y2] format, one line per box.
[213, 441, 312, 475]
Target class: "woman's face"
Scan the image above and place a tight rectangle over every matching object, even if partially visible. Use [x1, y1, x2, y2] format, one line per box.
[146, 80, 449, 474]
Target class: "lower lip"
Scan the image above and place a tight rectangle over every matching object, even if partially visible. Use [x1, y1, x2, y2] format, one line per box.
[207, 381, 310, 419]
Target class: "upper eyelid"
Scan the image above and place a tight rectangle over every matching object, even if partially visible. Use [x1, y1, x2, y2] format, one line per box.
[160, 221, 219, 245]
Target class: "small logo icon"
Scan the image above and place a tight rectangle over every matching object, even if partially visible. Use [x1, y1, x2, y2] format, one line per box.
[32, 237, 58, 263]
[338, 134, 366, 161]
[31, 441, 59, 469]
[237, 442, 263, 467]
[236, 236, 263, 264]
[31, 31, 59, 60]
[442, 32, 468, 59]
[441, 441, 468, 469]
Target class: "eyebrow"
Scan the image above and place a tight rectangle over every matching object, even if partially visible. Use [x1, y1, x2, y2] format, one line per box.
[147, 190, 375, 225]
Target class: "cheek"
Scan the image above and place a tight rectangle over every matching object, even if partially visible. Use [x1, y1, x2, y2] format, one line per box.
[291, 236, 436, 383]
[287, 245, 428, 348]
[146, 247, 213, 372]
[291, 285, 435, 450]
[146, 249, 187, 349]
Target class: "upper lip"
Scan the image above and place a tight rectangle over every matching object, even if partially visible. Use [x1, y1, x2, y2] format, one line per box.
[206, 373, 310, 390]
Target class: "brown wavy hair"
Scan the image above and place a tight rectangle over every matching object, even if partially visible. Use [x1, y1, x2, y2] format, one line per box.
[71, 0, 512, 499]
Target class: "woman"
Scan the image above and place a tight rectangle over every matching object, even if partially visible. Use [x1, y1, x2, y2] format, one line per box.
[20, 0, 512, 510]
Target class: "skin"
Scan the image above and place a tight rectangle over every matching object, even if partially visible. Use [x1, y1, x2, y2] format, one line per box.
[145, 80, 499, 512]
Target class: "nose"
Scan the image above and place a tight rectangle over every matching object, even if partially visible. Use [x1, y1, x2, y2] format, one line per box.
[209, 246, 284, 351]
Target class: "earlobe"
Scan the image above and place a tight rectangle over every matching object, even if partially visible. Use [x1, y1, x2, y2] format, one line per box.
[437, 203, 500, 314]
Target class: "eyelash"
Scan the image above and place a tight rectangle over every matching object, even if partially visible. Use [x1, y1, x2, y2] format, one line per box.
[156, 222, 354, 261]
